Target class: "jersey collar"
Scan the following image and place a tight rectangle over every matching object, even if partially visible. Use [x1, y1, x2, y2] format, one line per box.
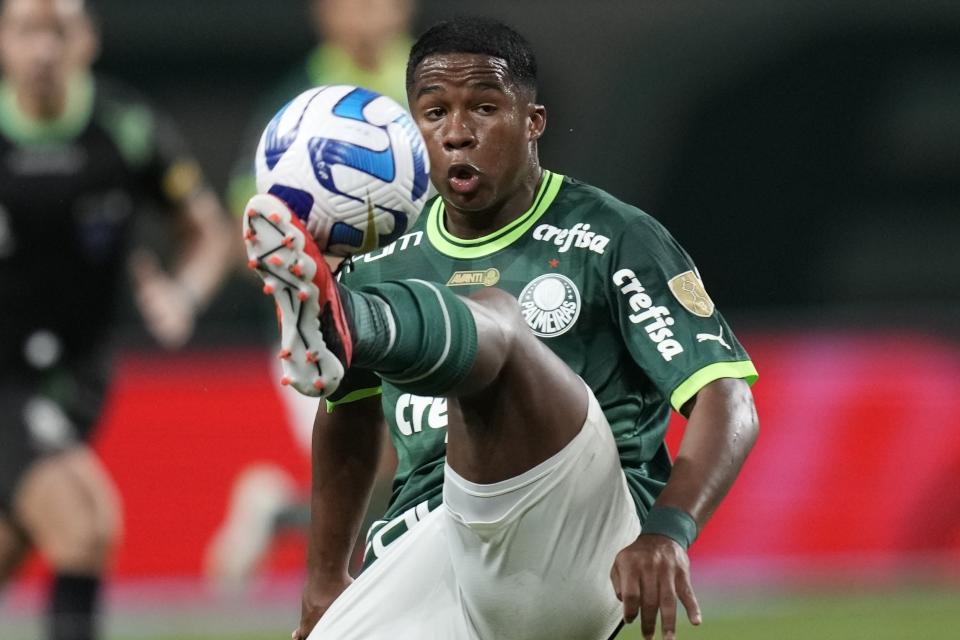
[0, 72, 95, 145]
[426, 170, 564, 259]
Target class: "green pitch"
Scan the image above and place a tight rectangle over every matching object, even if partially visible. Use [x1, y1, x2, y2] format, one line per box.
[112, 587, 959, 640]
[617, 587, 959, 640]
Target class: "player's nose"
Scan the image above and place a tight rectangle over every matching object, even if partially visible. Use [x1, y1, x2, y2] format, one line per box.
[441, 112, 477, 151]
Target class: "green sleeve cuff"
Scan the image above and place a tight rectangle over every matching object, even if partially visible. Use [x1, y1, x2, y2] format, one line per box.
[641, 505, 698, 549]
[325, 386, 382, 413]
[670, 360, 758, 413]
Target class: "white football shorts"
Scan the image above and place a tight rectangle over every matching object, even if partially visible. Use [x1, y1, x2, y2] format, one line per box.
[307, 385, 640, 640]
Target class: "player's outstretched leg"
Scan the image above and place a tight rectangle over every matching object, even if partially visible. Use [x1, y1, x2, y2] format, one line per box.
[243, 193, 481, 402]
[241, 192, 485, 402]
[243, 193, 586, 473]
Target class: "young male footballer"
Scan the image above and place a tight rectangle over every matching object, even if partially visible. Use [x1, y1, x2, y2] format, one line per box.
[246, 16, 759, 640]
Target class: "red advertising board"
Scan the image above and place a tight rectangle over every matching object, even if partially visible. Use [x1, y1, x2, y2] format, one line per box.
[16, 332, 960, 581]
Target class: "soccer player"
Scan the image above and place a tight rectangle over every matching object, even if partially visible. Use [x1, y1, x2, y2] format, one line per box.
[0, 1, 232, 638]
[245, 16, 759, 640]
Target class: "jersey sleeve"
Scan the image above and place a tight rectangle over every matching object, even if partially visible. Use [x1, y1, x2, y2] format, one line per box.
[603, 211, 757, 413]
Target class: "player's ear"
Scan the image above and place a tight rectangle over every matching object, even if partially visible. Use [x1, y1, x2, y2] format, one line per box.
[528, 103, 546, 141]
[75, 12, 100, 67]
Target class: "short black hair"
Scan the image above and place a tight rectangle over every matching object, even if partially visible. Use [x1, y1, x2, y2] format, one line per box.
[406, 16, 538, 94]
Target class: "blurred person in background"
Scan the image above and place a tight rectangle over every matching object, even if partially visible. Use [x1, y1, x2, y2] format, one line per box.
[0, 1, 232, 639]
[205, 0, 414, 585]
[225, 0, 414, 216]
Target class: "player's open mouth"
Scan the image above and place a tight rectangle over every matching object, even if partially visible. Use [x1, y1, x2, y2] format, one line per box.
[447, 164, 481, 195]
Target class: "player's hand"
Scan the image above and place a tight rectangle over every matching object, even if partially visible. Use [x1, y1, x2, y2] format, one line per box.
[610, 534, 702, 640]
[293, 574, 353, 640]
[129, 249, 197, 349]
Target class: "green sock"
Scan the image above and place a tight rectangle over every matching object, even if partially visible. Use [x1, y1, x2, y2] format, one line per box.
[340, 279, 478, 396]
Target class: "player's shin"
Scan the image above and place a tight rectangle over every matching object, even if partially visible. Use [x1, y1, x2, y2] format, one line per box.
[346, 280, 478, 397]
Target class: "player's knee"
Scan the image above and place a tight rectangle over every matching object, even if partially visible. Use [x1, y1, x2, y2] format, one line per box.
[45, 514, 115, 571]
[469, 286, 522, 316]
[93, 500, 121, 560]
[19, 472, 119, 572]
[467, 288, 525, 352]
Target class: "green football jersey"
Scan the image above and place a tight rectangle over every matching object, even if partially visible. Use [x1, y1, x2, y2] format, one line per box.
[331, 170, 757, 527]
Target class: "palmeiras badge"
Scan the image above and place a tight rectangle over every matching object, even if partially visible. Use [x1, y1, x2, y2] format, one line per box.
[518, 274, 581, 337]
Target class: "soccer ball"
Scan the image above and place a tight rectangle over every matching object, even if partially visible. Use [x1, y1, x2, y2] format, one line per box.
[255, 85, 430, 257]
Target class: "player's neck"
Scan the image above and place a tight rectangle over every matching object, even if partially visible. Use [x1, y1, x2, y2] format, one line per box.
[443, 165, 544, 240]
[14, 87, 68, 122]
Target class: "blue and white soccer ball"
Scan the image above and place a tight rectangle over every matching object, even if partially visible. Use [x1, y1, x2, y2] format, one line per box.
[255, 85, 430, 257]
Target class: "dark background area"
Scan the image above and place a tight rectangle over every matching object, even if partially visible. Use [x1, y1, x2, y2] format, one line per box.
[91, 0, 960, 341]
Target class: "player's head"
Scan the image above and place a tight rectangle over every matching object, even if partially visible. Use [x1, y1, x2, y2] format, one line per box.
[406, 16, 538, 98]
[406, 17, 546, 218]
[309, 0, 413, 69]
[0, 0, 98, 117]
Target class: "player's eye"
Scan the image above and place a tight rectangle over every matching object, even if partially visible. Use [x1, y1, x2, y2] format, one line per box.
[475, 104, 497, 115]
[423, 107, 445, 120]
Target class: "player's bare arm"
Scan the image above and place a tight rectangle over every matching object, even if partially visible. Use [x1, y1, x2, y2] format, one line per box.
[129, 187, 233, 349]
[296, 395, 386, 640]
[610, 377, 759, 640]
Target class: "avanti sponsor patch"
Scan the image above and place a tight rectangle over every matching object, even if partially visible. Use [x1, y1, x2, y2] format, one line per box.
[519, 274, 581, 337]
[668, 270, 715, 318]
[446, 268, 500, 287]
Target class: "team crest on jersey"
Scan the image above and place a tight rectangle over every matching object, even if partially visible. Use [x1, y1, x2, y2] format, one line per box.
[668, 270, 715, 318]
[446, 268, 500, 287]
[518, 274, 581, 337]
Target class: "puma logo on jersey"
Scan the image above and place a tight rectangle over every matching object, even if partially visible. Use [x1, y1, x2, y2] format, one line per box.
[533, 223, 610, 255]
[612, 268, 684, 362]
[358, 230, 423, 263]
[696, 325, 731, 350]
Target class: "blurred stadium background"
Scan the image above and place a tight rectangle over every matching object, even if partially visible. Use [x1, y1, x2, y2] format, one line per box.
[3, 0, 960, 638]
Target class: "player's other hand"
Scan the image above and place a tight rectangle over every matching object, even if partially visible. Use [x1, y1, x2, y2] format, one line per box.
[293, 574, 354, 640]
[129, 249, 197, 349]
[610, 534, 702, 640]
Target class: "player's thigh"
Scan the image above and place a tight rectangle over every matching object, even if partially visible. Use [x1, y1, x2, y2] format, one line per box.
[308, 509, 470, 640]
[0, 515, 29, 585]
[58, 447, 122, 542]
[451, 288, 588, 480]
[13, 447, 115, 572]
[443, 387, 640, 640]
